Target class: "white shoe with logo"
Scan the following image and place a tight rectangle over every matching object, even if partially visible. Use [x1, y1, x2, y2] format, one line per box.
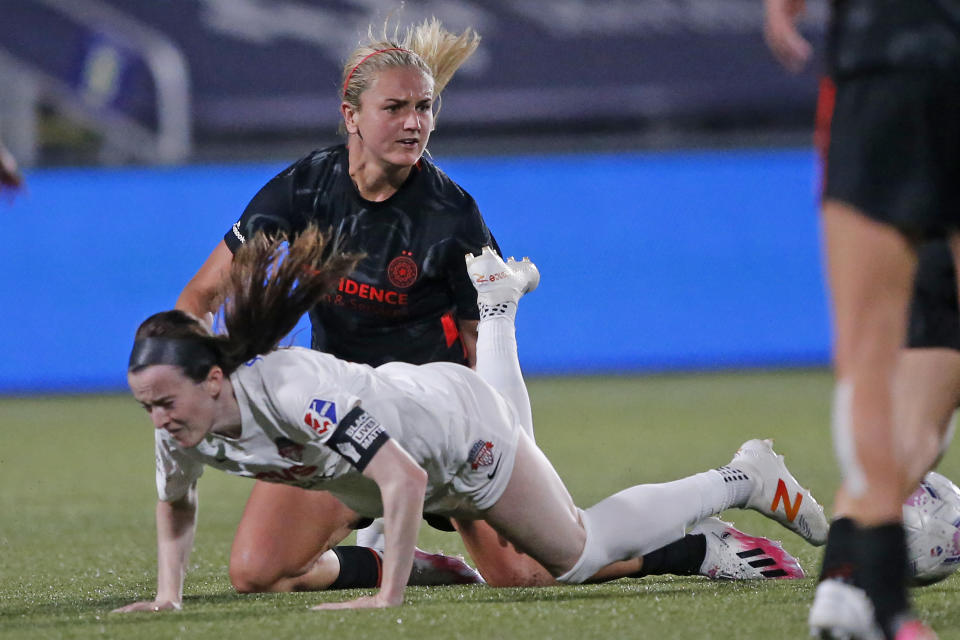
[730, 439, 828, 545]
[808, 579, 884, 640]
[692, 516, 804, 580]
[465, 246, 539, 305]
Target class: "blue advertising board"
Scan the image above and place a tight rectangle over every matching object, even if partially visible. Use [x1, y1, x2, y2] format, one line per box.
[0, 148, 829, 393]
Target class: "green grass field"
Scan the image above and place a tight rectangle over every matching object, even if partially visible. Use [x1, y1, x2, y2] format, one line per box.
[2, 370, 959, 639]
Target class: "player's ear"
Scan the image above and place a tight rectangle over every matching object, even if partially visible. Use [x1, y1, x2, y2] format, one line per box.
[203, 366, 224, 396]
[342, 102, 360, 135]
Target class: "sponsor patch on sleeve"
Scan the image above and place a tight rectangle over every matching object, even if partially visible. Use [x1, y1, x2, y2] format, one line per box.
[324, 406, 390, 471]
[303, 398, 338, 440]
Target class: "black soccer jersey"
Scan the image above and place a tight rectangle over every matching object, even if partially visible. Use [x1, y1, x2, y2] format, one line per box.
[224, 144, 498, 367]
[829, 0, 960, 76]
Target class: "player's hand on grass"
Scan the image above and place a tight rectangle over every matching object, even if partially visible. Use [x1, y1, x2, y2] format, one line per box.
[311, 593, 401, 610]
[111, 599, 182, 613]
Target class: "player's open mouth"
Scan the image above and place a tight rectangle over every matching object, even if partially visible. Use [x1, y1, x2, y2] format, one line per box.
[398, 138, 419, 147]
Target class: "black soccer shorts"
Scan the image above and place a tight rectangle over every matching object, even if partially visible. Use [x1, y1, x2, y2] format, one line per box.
[821, 70, 960, 242]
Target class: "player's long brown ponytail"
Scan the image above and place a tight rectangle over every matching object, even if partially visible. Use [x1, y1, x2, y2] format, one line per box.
[130, 225, 361, 379]
[219, 225, 360, 372]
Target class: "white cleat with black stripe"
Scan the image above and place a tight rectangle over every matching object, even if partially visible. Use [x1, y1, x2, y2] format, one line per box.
[692, 517, 804, 580]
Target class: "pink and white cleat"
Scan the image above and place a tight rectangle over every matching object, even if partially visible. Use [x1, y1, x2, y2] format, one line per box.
[893, 619, 938, 640]
[408, 549, 485, 586]
[691, 517, 804, 580]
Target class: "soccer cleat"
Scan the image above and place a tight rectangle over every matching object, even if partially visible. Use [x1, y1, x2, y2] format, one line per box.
[465, 246, 540, 305]
[506, 256, 540, 294]
[809, 579, 884, 640]
[892, 619, 938, 640]
[408, 549, 485, 586]
[731, 439, 829, 545]
[691, 516, 804, 580]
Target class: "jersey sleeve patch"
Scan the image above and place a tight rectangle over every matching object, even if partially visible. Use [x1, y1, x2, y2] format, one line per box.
[323, 406, 390, 472]
[303, 397, 339, 441]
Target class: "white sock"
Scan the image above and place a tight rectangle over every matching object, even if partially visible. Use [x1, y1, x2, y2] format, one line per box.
[355, 517, 385, 552]
[714, 465, 754, 509]
[558, 469, 730, 583]
[475, 314, 534, 439]
[478, 299, 517, 322]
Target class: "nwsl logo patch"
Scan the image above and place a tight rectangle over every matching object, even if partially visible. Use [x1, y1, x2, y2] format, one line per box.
[304, 399, 337, 437]
[468, 440, 495, 470]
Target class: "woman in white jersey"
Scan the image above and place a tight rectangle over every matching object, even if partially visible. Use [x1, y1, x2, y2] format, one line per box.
[120, 227, 827, 610]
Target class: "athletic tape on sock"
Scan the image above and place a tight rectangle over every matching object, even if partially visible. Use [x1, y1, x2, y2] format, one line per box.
[832, 380, 867, 497]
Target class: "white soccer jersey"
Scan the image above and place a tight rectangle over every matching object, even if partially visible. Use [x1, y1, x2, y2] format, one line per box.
[155, 347, 521, 517]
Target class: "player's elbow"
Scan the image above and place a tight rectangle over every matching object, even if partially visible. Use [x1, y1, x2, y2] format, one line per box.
[403, 464, 428, 494]
[385, 463, 427, 506]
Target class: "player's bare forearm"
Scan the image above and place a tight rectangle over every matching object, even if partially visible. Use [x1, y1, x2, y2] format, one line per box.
[372, 448, 426, 604]
[176, 240, 234, 320]
[156, 487, 198, 604]
[313, 442, 426, 609]
[113, 486, 197, 612]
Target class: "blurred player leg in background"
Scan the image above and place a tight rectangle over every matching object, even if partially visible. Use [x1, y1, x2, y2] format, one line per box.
[765, 3, 959, 637]
[817, 200, 919, 640]
[813, 77, 960, 640]
[896, 242, 960, 487]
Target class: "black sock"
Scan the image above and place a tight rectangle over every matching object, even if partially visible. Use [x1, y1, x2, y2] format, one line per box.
[633, 534, 707, 577]
[818, 517, 858, 582]
[856, 523, 910, 637]
[328, 546, 383, 589]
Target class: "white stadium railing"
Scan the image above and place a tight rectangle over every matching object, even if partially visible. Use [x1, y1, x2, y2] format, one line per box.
[0, 0, 191, 164]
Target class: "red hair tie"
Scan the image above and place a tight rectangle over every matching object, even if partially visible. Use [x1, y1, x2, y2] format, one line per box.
[342, 47, 411, 99]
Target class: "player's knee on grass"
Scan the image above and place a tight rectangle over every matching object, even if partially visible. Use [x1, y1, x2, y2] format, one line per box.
[229, 549, 336, 593]
[229, 551, 289, 593]
[229, 561, 278, 593]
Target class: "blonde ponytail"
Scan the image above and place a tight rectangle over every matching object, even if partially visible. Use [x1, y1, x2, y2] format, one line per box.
[405, 17, 479, 96]
[341, 17, 480, 112]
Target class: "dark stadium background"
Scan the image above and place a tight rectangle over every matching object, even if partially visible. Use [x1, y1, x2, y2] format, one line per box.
[0, 0, 830, 393]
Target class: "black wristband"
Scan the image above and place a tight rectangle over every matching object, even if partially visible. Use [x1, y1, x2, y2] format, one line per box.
[324, 406, 390, 471]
